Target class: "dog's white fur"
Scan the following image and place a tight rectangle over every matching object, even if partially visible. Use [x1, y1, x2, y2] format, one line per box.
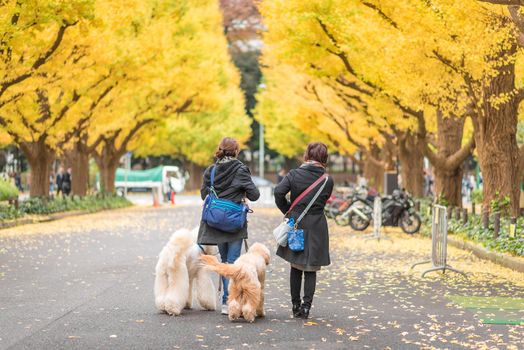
[154, 227, 218, 315]
[200, 242, 270, 322]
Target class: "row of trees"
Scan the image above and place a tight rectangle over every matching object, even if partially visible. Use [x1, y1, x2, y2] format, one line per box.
[256, 0, 524, 215]
[0, 0, 250, 197]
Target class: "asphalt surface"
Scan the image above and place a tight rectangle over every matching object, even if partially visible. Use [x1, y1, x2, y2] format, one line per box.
[0, 205, 523, 350]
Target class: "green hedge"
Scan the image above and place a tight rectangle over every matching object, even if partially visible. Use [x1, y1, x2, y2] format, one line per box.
[419, 202, 524, 257]
[0, 195, 132, 221]
[447, 215, 524, 256]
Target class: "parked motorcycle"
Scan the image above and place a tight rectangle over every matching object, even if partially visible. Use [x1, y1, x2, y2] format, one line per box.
[337, 189, 422, 234]
[333, 192, 373, 229]
[324, 187, 364, 219]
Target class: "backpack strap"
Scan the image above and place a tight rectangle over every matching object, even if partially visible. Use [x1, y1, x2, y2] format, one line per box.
[286, 174, 328, 216]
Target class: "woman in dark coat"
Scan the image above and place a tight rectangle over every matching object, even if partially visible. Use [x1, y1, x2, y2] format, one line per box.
[198, 137, 260, 315]
[274, 142, 334, 319]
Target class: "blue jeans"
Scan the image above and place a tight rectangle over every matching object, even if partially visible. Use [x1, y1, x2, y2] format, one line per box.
[217, 239, 243, 305]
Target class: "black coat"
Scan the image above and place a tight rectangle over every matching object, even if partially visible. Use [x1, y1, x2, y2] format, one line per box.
[274, 164, 334, 266]
[197, 158, 260, 245]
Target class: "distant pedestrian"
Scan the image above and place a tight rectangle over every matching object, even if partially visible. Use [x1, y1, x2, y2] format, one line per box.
[56, 167, 64, 197]
[357, 171, 367, 188]
[14, 172, 22, 192]
[274, 142, 334, 319]
[424, 170, 434, 197]
[62, 168, 72, 196]
[49, 174, 55, 195]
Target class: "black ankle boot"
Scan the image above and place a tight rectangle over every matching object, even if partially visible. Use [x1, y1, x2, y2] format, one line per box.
[292, 303, 302, 318]
[300, 305, 310, 319]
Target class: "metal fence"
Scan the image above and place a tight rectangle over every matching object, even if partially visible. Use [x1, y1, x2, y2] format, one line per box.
[411, 205, 466, 277]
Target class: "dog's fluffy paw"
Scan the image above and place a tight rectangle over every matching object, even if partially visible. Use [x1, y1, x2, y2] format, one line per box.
[228, 300, 241, 320]
[199, 301, 216, 311]
[164, 301, 183, 316]
[243, 308, 256, 323]
[155, 298, 166, 311]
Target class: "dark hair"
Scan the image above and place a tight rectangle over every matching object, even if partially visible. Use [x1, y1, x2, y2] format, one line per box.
[304, 142, 328, 166]
[215, 137, 240, 159]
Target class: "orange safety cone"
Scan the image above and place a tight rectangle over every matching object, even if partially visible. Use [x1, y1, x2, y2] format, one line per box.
[152, 190, 159, 208]
[171, 191, 175, 205]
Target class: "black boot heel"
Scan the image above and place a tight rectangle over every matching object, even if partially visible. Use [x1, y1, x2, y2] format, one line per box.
[292, 303, 302, 318]
[300, 306, 310, 319]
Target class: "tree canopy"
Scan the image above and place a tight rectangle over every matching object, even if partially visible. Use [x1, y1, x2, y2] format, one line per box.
[257, 0, 524, 212]
[0, 0, 249, 195]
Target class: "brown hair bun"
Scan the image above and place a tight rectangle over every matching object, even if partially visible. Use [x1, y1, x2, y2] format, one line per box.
[215, 137, 240, 159]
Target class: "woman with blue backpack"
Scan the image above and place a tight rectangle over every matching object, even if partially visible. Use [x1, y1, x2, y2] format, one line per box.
[198, 137, 260, 315]
[274, 142, 334, 319]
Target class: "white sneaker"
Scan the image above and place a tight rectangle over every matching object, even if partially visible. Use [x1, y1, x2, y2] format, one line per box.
[221, 304, 228, 315]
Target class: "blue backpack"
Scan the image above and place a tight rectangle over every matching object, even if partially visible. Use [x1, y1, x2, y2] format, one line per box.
[201, 165, 250, 233]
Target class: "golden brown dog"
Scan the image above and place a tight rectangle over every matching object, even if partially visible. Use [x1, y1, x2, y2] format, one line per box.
[200, 242, 270, 322]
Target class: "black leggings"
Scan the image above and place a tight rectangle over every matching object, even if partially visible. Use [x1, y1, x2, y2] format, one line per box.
[290, 266, 317, 308]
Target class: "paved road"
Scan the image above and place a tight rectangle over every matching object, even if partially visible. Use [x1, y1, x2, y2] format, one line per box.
[0, 205, 523, 349]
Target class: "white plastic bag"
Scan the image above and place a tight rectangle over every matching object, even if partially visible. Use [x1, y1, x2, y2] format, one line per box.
[273, 218, 290, 247]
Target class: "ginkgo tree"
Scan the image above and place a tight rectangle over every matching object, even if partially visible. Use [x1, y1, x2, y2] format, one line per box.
[0, 0, 94, 103]
[0, 0, 249, 196]
[0, 0, 96, 196]
[88, 0, 249, 193]
[258, 0, 523, 212]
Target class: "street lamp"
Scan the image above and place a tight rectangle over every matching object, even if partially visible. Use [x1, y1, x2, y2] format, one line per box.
[259, 123, 264, 179]
[258, 83, 266, 179]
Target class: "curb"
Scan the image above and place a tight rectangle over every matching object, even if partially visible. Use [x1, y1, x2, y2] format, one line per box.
[448, 235, 524, 273]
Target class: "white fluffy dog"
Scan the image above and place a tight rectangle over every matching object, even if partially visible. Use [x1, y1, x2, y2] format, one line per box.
[154, 227, 218, 315]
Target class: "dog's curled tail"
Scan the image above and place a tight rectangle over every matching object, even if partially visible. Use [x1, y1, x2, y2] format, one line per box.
[200, 255, 242, 278]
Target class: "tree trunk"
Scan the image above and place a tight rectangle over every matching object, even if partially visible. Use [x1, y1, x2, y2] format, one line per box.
[473, 46, 520, 216]
[20, 140, 54, 197]
[432, 114, 465, 207]
[66, 138, 90, 196]
[95, 157, 118, 194]
[93, 143, 120, 194]
[186, 161, 206, 192]
[398, 132, 424, 197]
[363, 145, 384, 191]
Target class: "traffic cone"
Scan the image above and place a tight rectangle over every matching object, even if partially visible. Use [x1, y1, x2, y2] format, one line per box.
[171, 191, 175, 205]
[152, 190, 159, 208]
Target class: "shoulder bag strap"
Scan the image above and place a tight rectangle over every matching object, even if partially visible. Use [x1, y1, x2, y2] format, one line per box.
[209, 165, 218, 197]
[286, 174, 328, 215]
[294, 175, 329, 227]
